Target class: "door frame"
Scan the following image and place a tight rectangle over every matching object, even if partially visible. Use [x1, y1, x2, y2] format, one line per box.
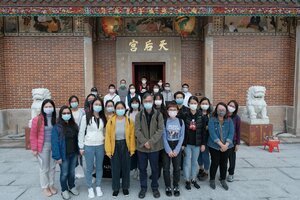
[132, 62, 166, 86]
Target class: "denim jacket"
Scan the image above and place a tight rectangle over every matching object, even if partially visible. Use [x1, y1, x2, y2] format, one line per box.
[207, 117, 234, 150]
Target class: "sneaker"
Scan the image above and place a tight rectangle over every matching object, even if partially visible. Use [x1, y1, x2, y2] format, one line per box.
[220, 180, 229, 191]
[199, 172, 209, 181]
[69, 187, 79, 196]
[165, 187, 172, 197]
[61, 191, 70, 200]
[209, 180, 216, 190]
[123, 189, 129, 196]
[227, 175, 234, 182]
[49, 186, 57, 195]
[138, 189, 146, 199]
[43, 188, 52, 197]
[112, 191, 119, 198]
[185, 181, 191, 190]
[96, 187, 103, 197]
[191, 180, 200, 189]
[173, 186, 180, 197]
[197, 169, 205, 180]
[152, 189, 160, 198]
[88, 188, 95, 199]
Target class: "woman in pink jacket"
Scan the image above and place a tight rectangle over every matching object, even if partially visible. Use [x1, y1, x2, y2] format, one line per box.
[30, 99, 57, 197]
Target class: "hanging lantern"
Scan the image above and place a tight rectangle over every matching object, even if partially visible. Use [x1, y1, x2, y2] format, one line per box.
[174, 16, 196, 38]
[100, 17, 122, 39]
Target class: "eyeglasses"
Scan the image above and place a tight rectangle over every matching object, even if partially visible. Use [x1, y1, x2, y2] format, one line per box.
[62, 112, 71, 115]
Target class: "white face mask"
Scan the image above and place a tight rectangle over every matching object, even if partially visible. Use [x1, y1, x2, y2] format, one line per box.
[130, 88, 136, 94]
[44, 107, 54, 115]
[142, 80, 147, 84]
[91, 92, 97, 96]
[154, 100, 163, 106]
[168, 111, 178, 118]
[228, 105, 236, 113]
[109, 88, 115, 93]
[200, 105, 209, 111]
[153, 88, 159, 93]
[165, 87, 170, 91]
[189, 104, 198, 111]
[158, 82, 163, 86]
[183, 88, 189, 93]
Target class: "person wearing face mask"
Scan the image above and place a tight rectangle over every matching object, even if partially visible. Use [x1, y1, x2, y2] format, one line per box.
[207, 102, 234, 191]
[30, 99, 57, 197]
[162, 101, 185, 197]
[52, 106, 80, 200]
[138, 76, 150, 98]
[91, 87, 99, 97]
[226, 100, 241, 183]
[105, 100, 115, 120]
[152, 84, 161, 95]
[174, 91, 189, 119]
[135, 93, 164, 199]
[78, 98, 107, 198]
[157, 80, 164, 92]
[182, 83, 192, 107]
[68, 95, 85, 179]
[127, 97, 141, 180]
[69, 95, 85, 127]
[125, 84, 141, 109]
[197, 97, 212, 181]
[84, 94, 96, 113]
[104, 84, 121, 105]
[117, 79, 128, 103]
[105, 101, 136, 198]
[161, 83, 174, 106]
[182, 96, 206, 191]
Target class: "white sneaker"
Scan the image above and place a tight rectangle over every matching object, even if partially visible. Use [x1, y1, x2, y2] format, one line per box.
[96, 187, 103, 197]
[69, 187, 79, 196]
[88, 188, 95, 199]
[61, 191, 70, 200]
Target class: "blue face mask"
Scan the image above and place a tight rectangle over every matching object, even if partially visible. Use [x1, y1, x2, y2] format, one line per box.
[143, 102, 153, 110]
[131, 103, 139, 109]
[116, 109, 126, 116]
[106, 107, 114, 113]
[70, 102, 78, 109]
[62, 114, 71, 121]
[175, 98, 184, 105]
[93, 105, 102, 113]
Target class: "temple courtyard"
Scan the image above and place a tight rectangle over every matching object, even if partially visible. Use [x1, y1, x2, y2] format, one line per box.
[0, 142, 300, 200]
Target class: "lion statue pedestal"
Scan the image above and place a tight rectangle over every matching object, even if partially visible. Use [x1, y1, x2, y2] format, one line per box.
[241, 86, 273, 146]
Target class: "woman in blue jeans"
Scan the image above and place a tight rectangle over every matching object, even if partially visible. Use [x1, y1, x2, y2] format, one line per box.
[182, 96, 207, 190]
[52, 105, 80, 200]
[197, 97, 212, 181]
[78, 98, 107, 199]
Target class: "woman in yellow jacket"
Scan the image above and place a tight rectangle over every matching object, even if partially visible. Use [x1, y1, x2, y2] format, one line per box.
[105, 101, 136, 198]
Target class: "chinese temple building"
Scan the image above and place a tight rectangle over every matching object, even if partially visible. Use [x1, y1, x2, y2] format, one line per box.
[0, 1, 299, 136]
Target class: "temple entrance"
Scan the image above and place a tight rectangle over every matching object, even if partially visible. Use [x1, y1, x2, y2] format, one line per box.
[132, 62, 165, 90]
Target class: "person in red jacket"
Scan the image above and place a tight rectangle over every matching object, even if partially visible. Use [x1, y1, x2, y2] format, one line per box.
[30, 99, 57, 197]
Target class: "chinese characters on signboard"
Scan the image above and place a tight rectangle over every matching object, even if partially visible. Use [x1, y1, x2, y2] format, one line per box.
[129, 39, 169, 52]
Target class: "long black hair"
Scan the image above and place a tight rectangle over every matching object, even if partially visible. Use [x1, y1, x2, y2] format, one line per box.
[153, 93, 168, 120]
[129, 97, 141, 113]
[227, 100, 239, 117]
[68, 95, 79, 107]
[57, 105, 78, 134]
[115, 101, 127, 116]
[212, 102, 229, 119]
[200, 97, 212, 114]
[86, 97, 107, 127]
[84, 93, 96, 113]
[41, 99, 56, 126]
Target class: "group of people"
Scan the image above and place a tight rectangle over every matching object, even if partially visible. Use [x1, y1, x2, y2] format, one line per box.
[30, 77, 241, 200]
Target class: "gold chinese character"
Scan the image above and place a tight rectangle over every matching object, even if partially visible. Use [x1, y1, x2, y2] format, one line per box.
[158, 40, 169, 51]
[129, 39, 138, 52]
[144, 40, 153, 51]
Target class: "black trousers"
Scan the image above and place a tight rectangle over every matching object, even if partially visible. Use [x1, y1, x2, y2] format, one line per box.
[209, 147, 230, 181]
[111, 140, 131, 191]
[228, 146, 236, 175]
[162, 141, 181, 188]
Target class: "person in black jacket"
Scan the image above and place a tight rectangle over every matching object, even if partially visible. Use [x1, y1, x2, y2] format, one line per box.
[182, 96, 207, 191]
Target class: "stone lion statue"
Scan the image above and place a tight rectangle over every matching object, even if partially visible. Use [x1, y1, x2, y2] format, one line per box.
[245, 86, 269, 123]
[28, 88, 51, 127]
